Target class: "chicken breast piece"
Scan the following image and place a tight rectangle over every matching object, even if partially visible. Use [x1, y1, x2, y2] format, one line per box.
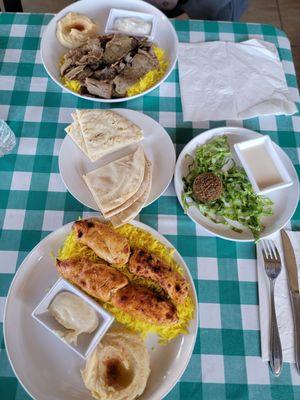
[129, 250, 189, 304]
[111, 284, 178, 325]
[72, 218, 130, 265]
[56, 258, 128, 302]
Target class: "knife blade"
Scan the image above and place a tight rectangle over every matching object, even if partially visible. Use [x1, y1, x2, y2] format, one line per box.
[281, 230, 299, 294]
[281, 229, 300, 373]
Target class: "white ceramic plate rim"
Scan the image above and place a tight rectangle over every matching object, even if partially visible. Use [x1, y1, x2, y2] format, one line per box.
[4, 219, 198, 400]
[58, 108, 176, 211]
[174, 126, 299, 242]
[40, 0, 178, 103]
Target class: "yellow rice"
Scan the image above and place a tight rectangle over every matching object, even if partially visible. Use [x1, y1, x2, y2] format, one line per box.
[57, 224, 194, 342]
[61, 76, 82, 93]
[61, 46, 169, 98]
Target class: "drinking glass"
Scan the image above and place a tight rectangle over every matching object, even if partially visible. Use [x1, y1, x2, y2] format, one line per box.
[0, 120, 16, 157]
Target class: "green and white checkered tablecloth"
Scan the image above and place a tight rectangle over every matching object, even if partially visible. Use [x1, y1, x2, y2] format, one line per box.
[1, 12, 300, 400]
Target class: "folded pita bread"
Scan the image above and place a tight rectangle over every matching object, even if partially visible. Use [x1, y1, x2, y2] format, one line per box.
[83, 146, 145, 213]
[76, 109, 143, 162]
[103, 157, 152, 219]
[110, 161, 152, 227]
[65, 113, 89, 158]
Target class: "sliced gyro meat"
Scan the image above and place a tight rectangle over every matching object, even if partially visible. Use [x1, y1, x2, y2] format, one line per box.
[60, 58, 73, 76]
[103, 34, 138, 64]
[64, 65, 85, 80]
[113, 48, 159, 95]
[93, 66, 118, 81]
[85, 77, 113, 99]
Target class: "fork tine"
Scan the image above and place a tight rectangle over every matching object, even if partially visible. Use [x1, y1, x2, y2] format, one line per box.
[267, 240, 276, 259]
[264, 240, 272, 258]
[261, 240, 269, 259]
[272, 242, 281, 262]
[263, 240, 271, 258]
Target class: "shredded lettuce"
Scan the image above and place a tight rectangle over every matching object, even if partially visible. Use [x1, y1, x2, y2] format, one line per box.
[182, 135, 273, 241]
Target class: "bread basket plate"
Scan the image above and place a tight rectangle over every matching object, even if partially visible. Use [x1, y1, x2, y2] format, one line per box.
[59, 108, 176, 211]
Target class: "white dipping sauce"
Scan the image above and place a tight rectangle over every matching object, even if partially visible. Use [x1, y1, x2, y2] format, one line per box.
[49, 291, 99, 337]
[113, 17, 152, 35]
[240, 144, 282, 190]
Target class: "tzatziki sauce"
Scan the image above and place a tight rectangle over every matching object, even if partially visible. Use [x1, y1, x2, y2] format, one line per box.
[113, 17, 152, 35]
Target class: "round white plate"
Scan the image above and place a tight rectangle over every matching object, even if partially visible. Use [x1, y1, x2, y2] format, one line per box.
[4, 219, 198, 400]
[41, 0, 178, 103]
[174, 127, 299, 242]
[59, 108, 176, 211]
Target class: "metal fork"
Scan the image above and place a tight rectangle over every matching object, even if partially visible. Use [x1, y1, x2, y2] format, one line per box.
[261, 239, 283, 376]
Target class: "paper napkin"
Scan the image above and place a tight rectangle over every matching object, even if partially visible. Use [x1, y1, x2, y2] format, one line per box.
[178, 39, 298, 122]
[257, 231, 300, 363]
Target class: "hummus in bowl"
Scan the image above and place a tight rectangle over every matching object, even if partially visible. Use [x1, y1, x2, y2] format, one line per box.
[56, 12, 98, 49]
[81, 327, 150, 400]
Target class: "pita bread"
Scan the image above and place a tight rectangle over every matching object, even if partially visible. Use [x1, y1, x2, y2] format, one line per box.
[83, 146, 145, 213]
[110, 162, 152, 227]
[103, 157, 152, 218]
[65, 113, 89, 158]
[76, 109, 143, 162]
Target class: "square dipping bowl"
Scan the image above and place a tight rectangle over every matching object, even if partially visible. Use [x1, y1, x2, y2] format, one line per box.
[234, 136, 293, 195]
[105, 8, 157, 40]
[32, 278, 114, 359]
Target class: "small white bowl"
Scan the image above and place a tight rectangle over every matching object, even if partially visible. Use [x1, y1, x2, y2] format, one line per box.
[32, 278, 114, 359]
[234, 136, 293, 195]
[105, 8, 157, 40]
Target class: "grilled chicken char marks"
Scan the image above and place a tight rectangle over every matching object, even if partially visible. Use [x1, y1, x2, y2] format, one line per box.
[111, 283, 178, 324]
[129, 249, 189, 304]
[56, 257, 178, 325]
[56, 258, 128, 302]
[72, 218, 130, 266]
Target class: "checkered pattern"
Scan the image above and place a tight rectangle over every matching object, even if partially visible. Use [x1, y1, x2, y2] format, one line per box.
[0, 12, 300, 400]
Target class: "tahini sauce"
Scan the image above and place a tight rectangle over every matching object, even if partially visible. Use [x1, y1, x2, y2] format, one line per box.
[113, 17, 152, 35]
[240, 144, 283, 190]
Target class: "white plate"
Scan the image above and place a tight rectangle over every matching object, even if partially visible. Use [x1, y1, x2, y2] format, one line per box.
[4, 219, 198, 400]
[59, 108, 176, 211]
[40, 0, 178, 103]
[174, 127, 299, 242]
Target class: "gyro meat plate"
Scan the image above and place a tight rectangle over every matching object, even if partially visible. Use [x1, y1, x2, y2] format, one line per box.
[60, 33, 168, 99]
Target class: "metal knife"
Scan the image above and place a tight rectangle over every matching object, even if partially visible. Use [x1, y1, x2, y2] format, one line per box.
[281, 229, 300, 373]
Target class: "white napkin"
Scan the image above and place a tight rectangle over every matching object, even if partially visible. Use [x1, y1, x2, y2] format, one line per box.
[178, 39, 298, 121]
[257, 231, 300, 362]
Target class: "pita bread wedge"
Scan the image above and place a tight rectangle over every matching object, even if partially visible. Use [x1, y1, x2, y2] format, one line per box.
[76, 109, 143, 162]
[65, 113, 90, 158]
[110, 162, 152, 227]
[83, 146, 145, 214]
[103, 157, 152, 219]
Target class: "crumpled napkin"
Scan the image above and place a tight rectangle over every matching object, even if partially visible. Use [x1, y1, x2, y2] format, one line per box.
[257, 231, 300, 362]
[178, 39, 297, 121]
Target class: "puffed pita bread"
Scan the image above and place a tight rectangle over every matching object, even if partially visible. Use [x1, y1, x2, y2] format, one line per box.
[83, 146, 145, 213]
[103, 157, 152, 219]
[76, 109, 143, 162]
[65, 113, 89, 157]
[110, 161, 152, 227]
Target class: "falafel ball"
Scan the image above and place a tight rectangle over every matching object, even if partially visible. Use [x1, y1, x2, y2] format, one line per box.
[193, 172, 223, 203]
